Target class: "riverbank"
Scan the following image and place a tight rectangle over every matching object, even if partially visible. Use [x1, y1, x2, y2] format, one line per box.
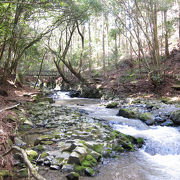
[0, 87, 180, 180]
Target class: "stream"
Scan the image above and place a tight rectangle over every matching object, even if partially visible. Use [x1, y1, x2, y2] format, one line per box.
[51, 91, 180, 180]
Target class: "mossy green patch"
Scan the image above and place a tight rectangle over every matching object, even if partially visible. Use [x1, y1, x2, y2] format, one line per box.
[161, 97, 172, 104]
[72, 172, 79, 177]
[52, 132, 61, 139]
[81, 160, 91, 167]
[35, 145, 45, 151]
[0, 170, 12, 179]
[74, 165, 86, 172]
[40, 152, 48, 158]
[81, 154, 97, 167]
[26, 150, 38, 161]
[114, 146, 124, 153]
[85, 167, 95, 176]
[92, 144, 103, 154]
[106, 102, 119, 108]
[57, 158, 64, 163]
[137, 137, 144, 144]
[41, 140, 53, 145]
[85, 155, 97, 166]
[118, 108, 138, 119]
[139, 112, 154, 121]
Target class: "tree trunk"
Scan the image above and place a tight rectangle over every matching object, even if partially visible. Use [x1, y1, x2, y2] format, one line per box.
[88, 20, 92, 73]
[53, 58, 70, 84]
[0, 34, 7, 63]
[102, 15, 105, 72]
[152, 3, 160, 72]
[179, 1, 180, 44]
[164, 10, 169, 57]
[115, 33, 118, 69]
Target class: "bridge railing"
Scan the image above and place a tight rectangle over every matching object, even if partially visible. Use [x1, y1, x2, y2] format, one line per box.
[24, 71, 59, 77]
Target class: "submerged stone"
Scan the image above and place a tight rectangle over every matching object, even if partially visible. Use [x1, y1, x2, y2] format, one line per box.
[66, 172, 79, 180]
[170, 110, 180, 125]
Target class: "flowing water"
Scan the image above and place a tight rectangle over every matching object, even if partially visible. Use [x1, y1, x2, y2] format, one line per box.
[50, 92, 180, 180]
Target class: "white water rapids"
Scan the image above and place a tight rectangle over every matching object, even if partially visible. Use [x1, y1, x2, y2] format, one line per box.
[51, 91, 180, 180]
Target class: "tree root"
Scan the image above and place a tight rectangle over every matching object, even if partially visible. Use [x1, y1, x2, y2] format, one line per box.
[0, 103, 20, 113]
[2, 146, 46, 180]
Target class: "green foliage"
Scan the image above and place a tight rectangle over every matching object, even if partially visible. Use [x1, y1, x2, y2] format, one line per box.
[109, 28, 121, 40]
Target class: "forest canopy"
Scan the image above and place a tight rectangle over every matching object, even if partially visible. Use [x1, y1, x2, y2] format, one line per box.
[0, 0, 179, 87]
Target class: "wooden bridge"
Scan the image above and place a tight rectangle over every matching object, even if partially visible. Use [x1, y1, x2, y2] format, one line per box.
[24, 71, 59, 77]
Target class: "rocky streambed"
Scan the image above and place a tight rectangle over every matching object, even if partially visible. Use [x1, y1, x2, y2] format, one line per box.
[13, 100, 143, 179]
[8, 92, 180, 180]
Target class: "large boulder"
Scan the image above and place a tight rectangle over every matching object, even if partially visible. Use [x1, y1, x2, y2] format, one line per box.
[117, 108, 138, 119]
[170, 110, 180, 125]
[139, 112, 155, 125]
[106, 102, 119, 108]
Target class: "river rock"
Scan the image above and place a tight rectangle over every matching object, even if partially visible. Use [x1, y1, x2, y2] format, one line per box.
[85, 167, 95, 177]
[106, 102, 119, 108]
[117, 108, 138, 119]
[161, 119, 174, 126]
[26, 150, 38, 160]
[90, 150, 101, 161]
[61, 143, 77, 152]
[62, 164, 74, 172]
[74, 147, 87, 156]
[48, 150, 70, 159]
[50, 165, 60, 170]
[14, 137, 26, 147]
[34, 134, 53, 145]
[67, 152, 83, 165]
[66, 172, 79, 180]
[154, 116, 165, 123]
[170, 110, 180, 125]
[139, 112, 154, 125]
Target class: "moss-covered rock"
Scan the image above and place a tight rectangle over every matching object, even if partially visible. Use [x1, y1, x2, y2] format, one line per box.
[139, 112, 154, 125]
[92, 144, 103, 154]
[34, 145, 45, 151]
[117, 108, 138, 119]
[68, 152, 83, 165]
[74, 165, 86, 175]
[34, 134, 53, 145]
[81, 155, 97, 167]
[66, 172, 79, 180]
[106, 102, 119, 108]
[85, 167, 95, 176]
[41, 140, 54, 145]
[26, 149, 38, 161]
[161, 97, 173, 104]
[40, 152, 48, 158]
[170, 110, 180, 125]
